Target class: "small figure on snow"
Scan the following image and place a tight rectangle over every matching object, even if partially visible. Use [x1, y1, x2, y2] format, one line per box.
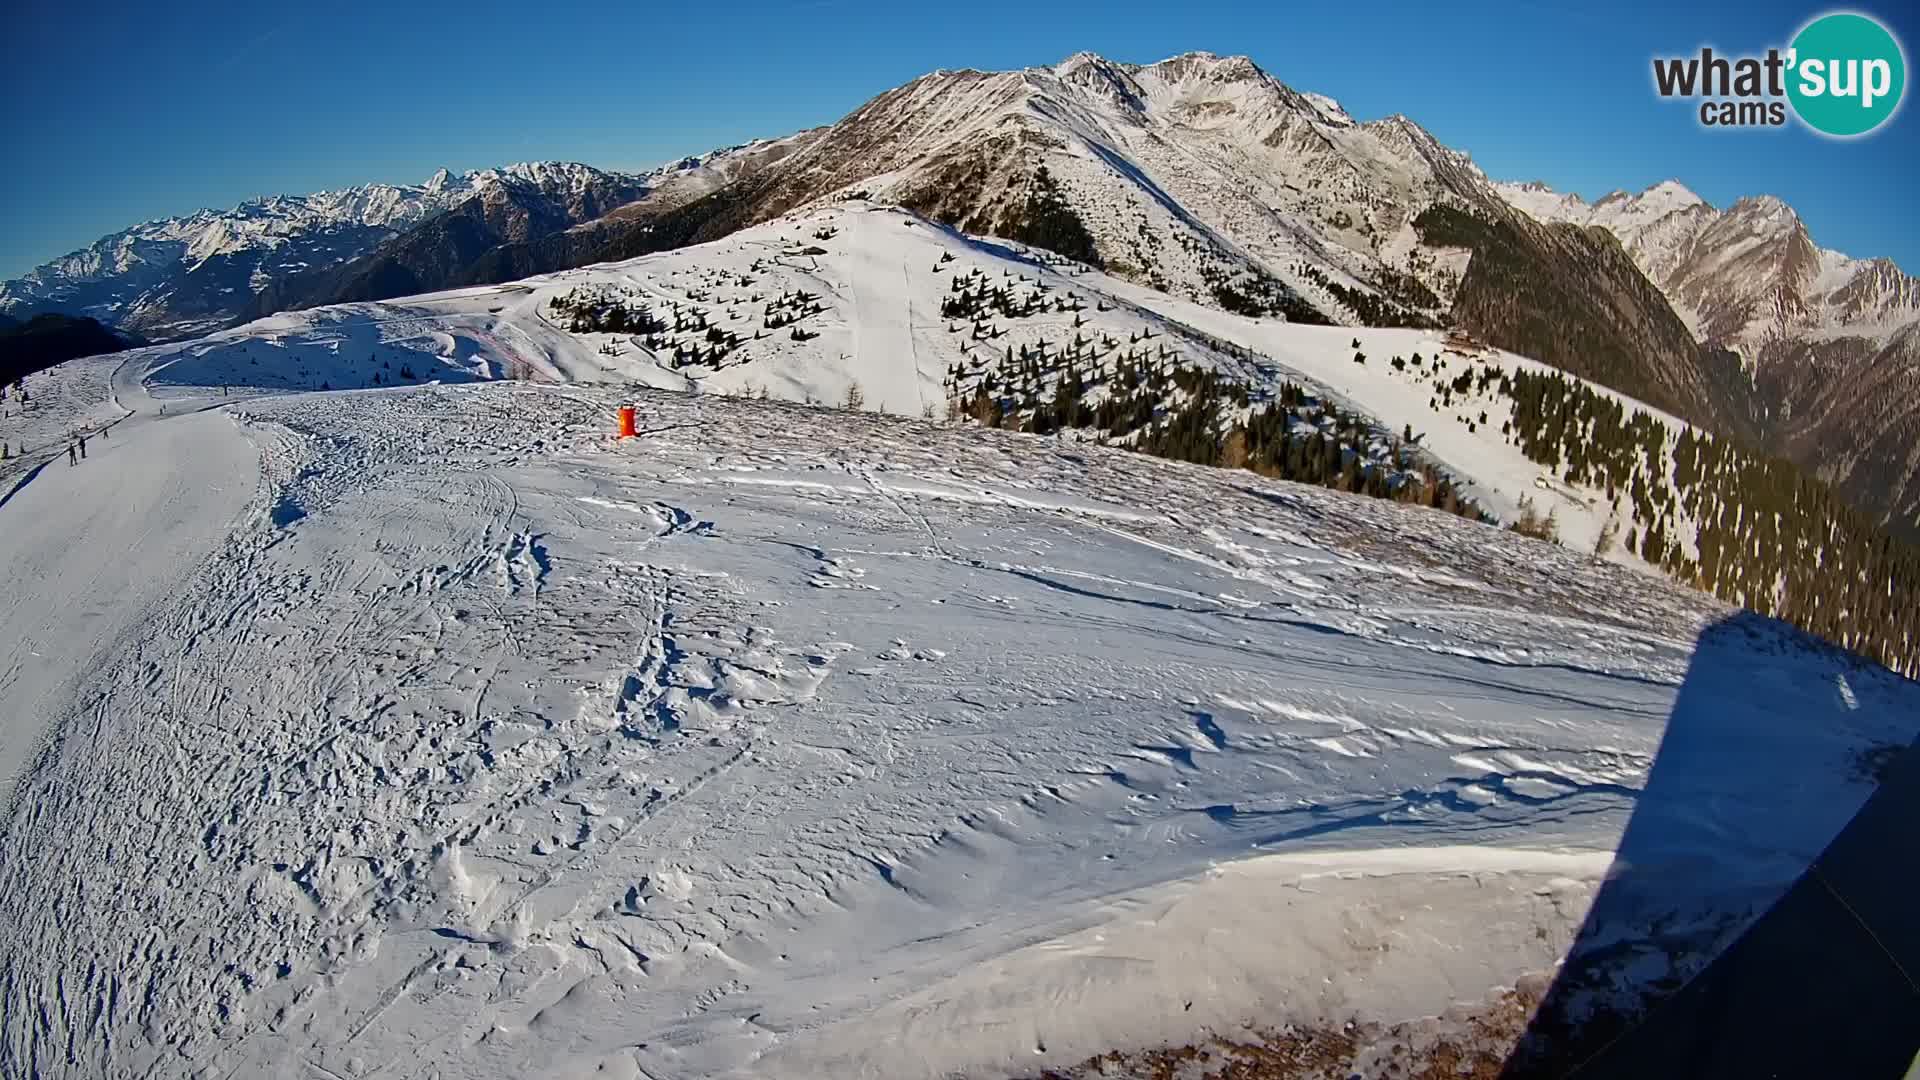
[79, 436, 87, 460]
[68, 443, 77, 467]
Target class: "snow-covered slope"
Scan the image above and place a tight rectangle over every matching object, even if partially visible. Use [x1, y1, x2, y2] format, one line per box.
[131, 202, 1721, 582]
[494, 52, 1755, 496]
[607, 131, 826, 219]
[5, 324, 1916, 1077]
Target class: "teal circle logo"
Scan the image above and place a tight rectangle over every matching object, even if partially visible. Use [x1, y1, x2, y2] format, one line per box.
[1788, 12, 1906, 136]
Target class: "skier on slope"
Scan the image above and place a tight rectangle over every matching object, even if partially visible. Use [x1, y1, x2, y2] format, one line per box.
[68, 442, 77, 467]
[79, 435, 87, 460]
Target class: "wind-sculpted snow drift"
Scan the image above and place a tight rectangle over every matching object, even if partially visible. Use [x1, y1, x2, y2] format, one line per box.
[2, 344, 1917, 1078]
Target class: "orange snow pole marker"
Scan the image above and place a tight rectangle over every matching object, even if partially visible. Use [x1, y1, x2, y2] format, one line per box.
[617, 405, 637, 438]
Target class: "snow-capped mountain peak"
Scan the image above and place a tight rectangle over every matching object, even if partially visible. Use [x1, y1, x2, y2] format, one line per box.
[471, 160, 619, 191]
[1051, 49, 1113, 74]
[1643, 178, 1705, 209]
[1300, 91, 1356, 127]
[1723, 192, 1796, 227]
[1048, 51, 1150, 112]
[1146, 50, 1267, 85]
[1491, 174, 1920, 352]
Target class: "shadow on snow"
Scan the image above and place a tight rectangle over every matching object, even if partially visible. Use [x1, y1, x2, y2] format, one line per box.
[1500, 609, 1920, 1078]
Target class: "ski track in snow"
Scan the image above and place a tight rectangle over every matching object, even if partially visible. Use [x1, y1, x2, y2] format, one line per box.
[0, 372, 254, 805]
[844, 209, 930, 417]
[0, 353, 130, 490]
[1, 369, 1917, 1078]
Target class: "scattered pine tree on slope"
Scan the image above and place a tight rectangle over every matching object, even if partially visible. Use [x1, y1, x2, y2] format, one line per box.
[1412, 204, 1752, 438]
[945, 335, 1483, 525]
[1500, 369, 1920, 676]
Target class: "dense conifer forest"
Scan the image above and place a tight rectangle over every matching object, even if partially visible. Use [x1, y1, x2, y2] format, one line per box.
[0, 314, 134, 384]
[1499, 368, 1920, 675]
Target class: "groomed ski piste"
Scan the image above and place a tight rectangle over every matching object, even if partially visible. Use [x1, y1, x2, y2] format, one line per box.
[2, 203, 1917, 1079]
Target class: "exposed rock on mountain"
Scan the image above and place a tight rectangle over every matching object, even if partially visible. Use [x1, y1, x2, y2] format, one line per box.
[1497, 179, 1920, 534]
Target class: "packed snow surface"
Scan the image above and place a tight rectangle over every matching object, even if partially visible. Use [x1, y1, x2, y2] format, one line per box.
[3, 206, 1918, 1078]
[4, 370, 1916, 1078]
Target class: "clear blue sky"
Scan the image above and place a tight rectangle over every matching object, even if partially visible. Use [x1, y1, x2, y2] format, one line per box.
[3, 0, 1915, 280]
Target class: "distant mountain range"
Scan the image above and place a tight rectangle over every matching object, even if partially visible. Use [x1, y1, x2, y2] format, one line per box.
[0, 147, 823, 343]
[0, 161, 672, 340]
[4, 50, 1917, 535]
